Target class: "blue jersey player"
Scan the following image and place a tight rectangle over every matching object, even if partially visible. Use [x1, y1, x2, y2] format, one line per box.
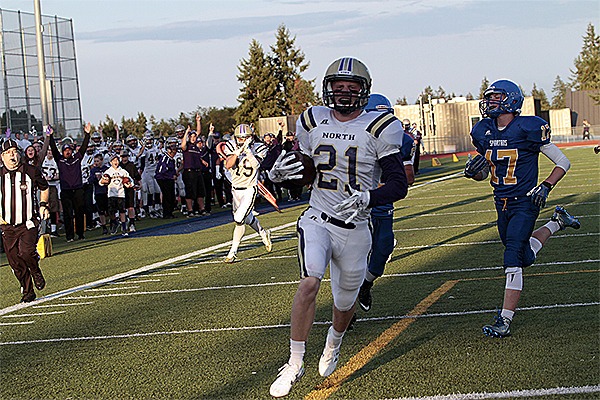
[357, 94, 415, 313]
[465, 79, 581, 338]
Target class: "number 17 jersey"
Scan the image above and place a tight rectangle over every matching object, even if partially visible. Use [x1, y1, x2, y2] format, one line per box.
[470, 115, 551, 198]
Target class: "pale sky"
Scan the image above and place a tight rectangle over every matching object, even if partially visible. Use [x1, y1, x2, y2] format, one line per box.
[2, 0, 598, 125]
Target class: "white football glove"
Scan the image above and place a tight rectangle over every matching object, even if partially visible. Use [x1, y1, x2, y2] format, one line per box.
[332, 185, 371, 224]
[268, 151, 304, 182]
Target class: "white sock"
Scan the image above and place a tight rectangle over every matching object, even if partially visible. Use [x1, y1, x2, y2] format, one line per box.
[289, 339, 305, 367]
[544, 220, 561, 234]
[229, 224, 245, 255]
[365, 271, 377, 282]
[327, 326, 344, 348]
[501, 309, 515, 321]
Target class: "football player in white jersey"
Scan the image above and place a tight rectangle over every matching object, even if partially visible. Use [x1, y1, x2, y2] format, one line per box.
[221, 123, 272, 263]
[125, 135, 142, 167]
[267, 57, 409, 398]
[138, 131, 162, 217]
[41, 148, 61, 236]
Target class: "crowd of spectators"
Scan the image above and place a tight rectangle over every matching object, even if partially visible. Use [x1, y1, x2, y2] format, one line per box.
[0, 118, 307, 245]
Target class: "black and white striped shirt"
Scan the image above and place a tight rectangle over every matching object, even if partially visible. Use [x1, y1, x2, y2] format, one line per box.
[0, 163, 48, 226]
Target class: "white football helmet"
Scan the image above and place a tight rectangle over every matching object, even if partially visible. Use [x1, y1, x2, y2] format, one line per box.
[323, 57, 371, 114]
[234, 124, 254, 146]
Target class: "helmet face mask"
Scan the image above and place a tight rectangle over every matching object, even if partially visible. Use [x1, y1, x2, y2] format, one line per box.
[166, 137, 179, 151]
[126, 134, 138, 148]
[323, 57, 371, 115]
[234, 124, 253, 146]
[112, 140, 123, 153]
[143, 131, 154, 148]
[175, 124, 185, 138]
[479, 79, 524, 118]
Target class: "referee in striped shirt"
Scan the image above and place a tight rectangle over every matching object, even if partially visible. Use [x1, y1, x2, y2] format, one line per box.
[1, 138, 50, 303]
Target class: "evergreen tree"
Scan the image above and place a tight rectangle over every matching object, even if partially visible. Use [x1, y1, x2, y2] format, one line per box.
[417, 86, 435, 103]
[270, 24, 317, 115]
[235, 39, 279, 130]
[288, 78, 319, 115]
[531, 83, 550, 111]
[98, 115, 118, 140]
[201, 106, 237, 136]
[465, 92, 474, 101]
[479, 77, 490, 99]
[395, 96, 408, 106]
[151, 117, 174, 137]
[551, 75, 569, 109]
[434, 86, 447, 100]
[570, 23, 600, 91]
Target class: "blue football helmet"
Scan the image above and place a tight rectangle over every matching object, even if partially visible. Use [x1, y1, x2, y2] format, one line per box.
[323, 57, 371, 114]
[479, 79, 524, 118]
[365, 93, 393, 113]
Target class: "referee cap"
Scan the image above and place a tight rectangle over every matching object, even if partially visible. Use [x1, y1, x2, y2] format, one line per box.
[1, 138, 19, 153]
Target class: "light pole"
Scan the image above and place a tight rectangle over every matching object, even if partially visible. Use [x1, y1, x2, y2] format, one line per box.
[33, 0, 49, 129]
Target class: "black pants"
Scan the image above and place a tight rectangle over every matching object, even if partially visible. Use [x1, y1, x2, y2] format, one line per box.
[157, 179, 176, 218]
[202, 171, 213, 212]
[61, 188, 85, 240]
[182, 169, 205, 199]
[1, 222, 41, 297]
[212, 176, 225, 207]
[414, 142, 421, 173]
[263, 175, 283, 201]
[83, 183, 94, 228]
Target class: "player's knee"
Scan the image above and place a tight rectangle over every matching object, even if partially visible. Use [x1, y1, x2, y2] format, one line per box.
[333, 287, 358, 312]
[296, 277, 320, 300]
[504, 266, 523, 291]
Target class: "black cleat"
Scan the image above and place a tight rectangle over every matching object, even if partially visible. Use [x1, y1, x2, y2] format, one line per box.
[482, 310, 511, 338]
[32, 270, 45, 290]
[358, 280, 373, 312]
[551, 206, 581, 230]
[21, 292, 36, 303]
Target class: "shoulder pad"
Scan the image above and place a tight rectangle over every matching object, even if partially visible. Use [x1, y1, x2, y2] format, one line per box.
[299, 107, 317, 132]
[517, 116, 549, 132]
[366, 113, 404, 146]
[515, 116, 551, 144]
[366, 112, 397, 138]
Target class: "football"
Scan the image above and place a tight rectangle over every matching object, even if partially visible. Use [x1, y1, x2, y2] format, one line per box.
[279, 151, 317, 189]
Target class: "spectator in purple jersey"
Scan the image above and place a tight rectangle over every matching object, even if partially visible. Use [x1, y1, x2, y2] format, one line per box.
[49, 123, 91, 242]
[155, 137, 179, 219]
[181, 114, 207, 216]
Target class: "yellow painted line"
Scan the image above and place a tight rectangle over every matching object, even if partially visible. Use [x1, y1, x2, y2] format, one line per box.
[305, 280, 458, 400]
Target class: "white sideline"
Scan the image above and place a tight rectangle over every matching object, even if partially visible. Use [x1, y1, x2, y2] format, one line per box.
[0, 301, 597, 346]
[387, 385, 600, 399]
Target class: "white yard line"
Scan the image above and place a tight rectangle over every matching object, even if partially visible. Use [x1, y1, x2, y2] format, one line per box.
[1, 301, 597, 346]
[2, 311, 65, 318]
[33, 302, 94, 308]
[387, 385, 600, 400]
[31, 259, 600, 300]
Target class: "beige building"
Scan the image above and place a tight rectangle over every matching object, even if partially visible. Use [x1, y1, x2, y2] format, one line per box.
[258, 93, 595, 153]
[392, 96, 538, 154]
